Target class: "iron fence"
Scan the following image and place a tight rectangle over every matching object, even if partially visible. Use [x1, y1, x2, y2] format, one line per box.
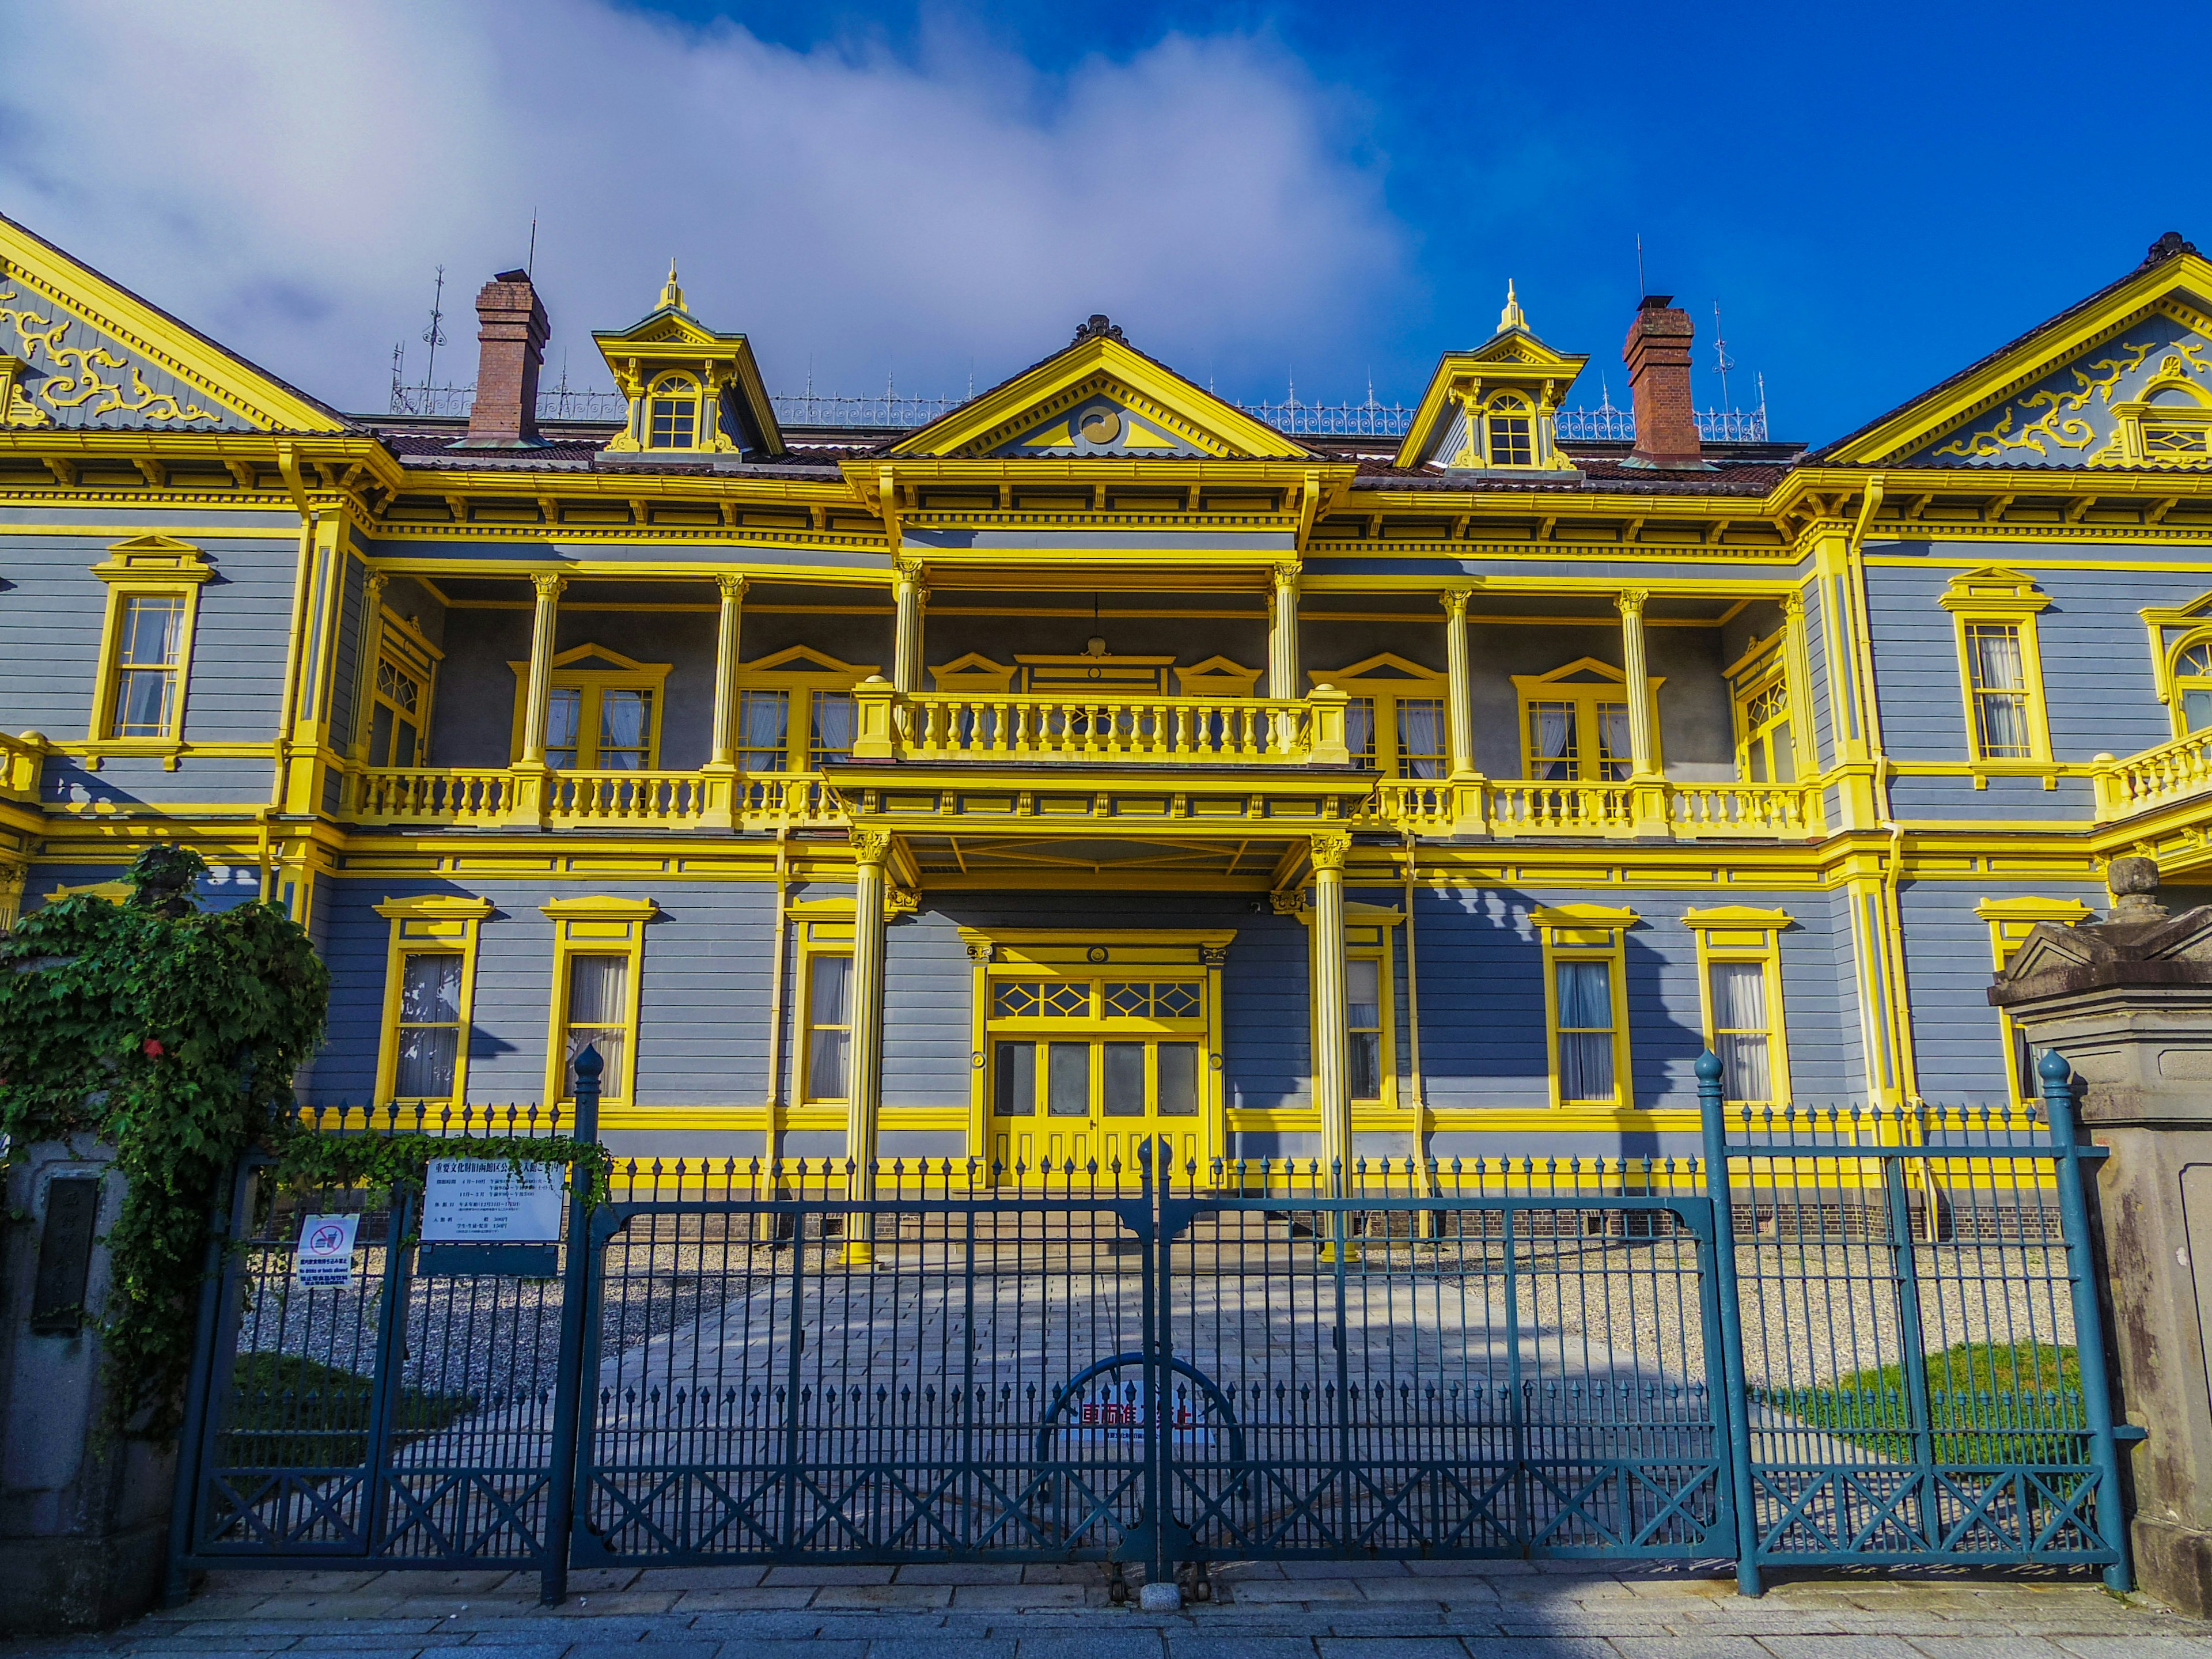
[168, 1055, 2127, 1604]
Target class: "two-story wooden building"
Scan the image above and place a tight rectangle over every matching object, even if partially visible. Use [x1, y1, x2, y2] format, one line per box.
[6, 215, 2212, 1176]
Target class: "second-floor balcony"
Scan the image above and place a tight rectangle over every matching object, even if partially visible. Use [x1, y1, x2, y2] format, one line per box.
[336, 679, 1827, 842]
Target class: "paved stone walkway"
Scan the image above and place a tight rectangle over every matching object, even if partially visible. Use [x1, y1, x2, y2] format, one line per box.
[19, 1559, 2212, 1658]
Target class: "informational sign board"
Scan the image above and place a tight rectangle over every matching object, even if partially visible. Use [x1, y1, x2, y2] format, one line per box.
[294, 1213, 360, 1288]
[421, 1160, 566, 1243]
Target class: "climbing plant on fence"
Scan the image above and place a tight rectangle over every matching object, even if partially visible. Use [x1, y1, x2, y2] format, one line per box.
[0, 846, 605, 1441]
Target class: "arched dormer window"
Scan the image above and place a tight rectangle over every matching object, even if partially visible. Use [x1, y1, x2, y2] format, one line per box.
[647, 374, 700, 449]
[2175, 637, 2212, 732]
[1484, 391, 1535, 468]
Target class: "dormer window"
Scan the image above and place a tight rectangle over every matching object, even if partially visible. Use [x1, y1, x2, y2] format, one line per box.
[1486, 393, 1535, 467]
[647, 375, 699, 449]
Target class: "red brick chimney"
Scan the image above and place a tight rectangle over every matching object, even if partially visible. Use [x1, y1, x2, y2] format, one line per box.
[460, 268, 548, 448]
[1623, 294, 1702, 468]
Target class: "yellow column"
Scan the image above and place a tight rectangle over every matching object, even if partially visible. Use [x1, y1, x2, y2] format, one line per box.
[1310, 833, 1353, 1205]
[702, 573, 747, 827]
[1617, 588, 1668, 835]
[1616, 588, 1657, 776]
[844, 830, 891, 1266]
[708, 574, 748, 766]
[509, 572, 565, 827]
[1267, 563, 1302, 700]
[519, 573, 567, 763]
[1441, 586, 1475, 778]
[892, 560, 927, 695]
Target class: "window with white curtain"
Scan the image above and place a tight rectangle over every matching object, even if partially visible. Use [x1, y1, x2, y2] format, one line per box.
[1707, 960, 1773, 1104]
[1965, 623, 2035, 759]
[1553, 958, 1618, 1104]
[562, 954, 630, 1100]
[1395, 699, 1446, 779]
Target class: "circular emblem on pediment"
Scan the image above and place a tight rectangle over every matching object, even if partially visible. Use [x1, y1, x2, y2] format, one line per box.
[1079, 407, 1123, 445]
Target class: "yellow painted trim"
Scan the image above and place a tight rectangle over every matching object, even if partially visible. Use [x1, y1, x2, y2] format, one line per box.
[794, 927, 852, 1108]
[540, 895, 657, 1107]
[1511, 657, 1665, 780]
[1529, 907, 1635, 1110]
[86, 536, 213, 753]
[1941, 573, 2054, 766]
[371, 895, 492, 1106]
[1681, 905, 1794, 929]
[1687, 911, 1793, 1107]
[506, 643, 673, 768]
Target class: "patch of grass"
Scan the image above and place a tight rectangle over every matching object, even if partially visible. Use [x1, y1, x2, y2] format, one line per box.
[1756, 1341, 2089, 1464]
[221, 1352, 476, 1468]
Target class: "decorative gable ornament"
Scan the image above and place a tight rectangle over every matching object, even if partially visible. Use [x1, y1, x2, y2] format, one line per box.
[0, 217, 344, 434]
[594, 264, 785, 459]
[887, 316, 1313, 462]
[1392, 285, 1588, 475]
[1822, 233, 2212, 469]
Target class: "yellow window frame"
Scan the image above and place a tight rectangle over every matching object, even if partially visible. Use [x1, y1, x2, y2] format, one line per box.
[1532, 904, 1636, 1109]
[361, 612, 441, 768]
[1293, 901, 1403, 1108]
[645, 371, 704, 450]
[1512, 658, 1663, 782]
[1724, 631, 1802, 785]
[1683, 906, 1793, 1107]
[540, 896, 656, 1108]
[506, 643, 672, 768]
[1310, 654, 1450, 780]
[1976, 896, 2095, 1108]
[734, 645, 881, 775]
[1937, 567, 2052, 767]
[2168, 630, 2212, 738]
[1482, 390, 1537, 468]
[372, 895, 492, 1105]
[797, 916, 856, 1106]
[87, 536, 214, 758]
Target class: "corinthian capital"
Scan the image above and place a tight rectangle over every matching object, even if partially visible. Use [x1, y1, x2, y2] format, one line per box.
[1309, 832, 1352, 874]
[1615, 588, 1649, 618]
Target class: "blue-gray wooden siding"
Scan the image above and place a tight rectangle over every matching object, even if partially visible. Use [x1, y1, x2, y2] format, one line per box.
[1894, 876, 2105, 1101]
[0, 528, 298, 805]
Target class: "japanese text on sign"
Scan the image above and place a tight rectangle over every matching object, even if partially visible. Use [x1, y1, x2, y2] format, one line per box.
[421, 1160, 565, 1243]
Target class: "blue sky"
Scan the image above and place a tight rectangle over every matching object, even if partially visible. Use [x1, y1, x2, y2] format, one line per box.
[3, 2, 2201, 442]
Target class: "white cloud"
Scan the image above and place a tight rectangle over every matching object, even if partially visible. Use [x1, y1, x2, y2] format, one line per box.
[0, 2, 1407, 411]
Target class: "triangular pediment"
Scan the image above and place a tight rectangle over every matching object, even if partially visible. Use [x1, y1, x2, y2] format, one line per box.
[1315, 651, 1446, 685]
[0, 213, 346, 434]
[594, 305, 737, 352]
[1823, 237, 2212, 469]
[740, 644, 878, 679]
[888, 329, 1315, 461]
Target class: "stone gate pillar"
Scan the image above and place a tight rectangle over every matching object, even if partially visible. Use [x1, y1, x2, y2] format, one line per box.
[0, 1142, 173, 1633]
[1991, 856, 2212, 1616]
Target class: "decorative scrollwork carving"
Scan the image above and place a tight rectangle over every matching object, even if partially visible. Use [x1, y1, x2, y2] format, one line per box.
[0, 289, 222, 425]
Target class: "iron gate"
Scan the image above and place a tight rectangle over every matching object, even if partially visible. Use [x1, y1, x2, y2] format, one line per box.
[168, 1056, 2130, 1602]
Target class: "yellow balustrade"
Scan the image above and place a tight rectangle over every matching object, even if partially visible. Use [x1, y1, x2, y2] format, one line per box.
[902, 692, 1315, 763]
[1490, 780, 1636, 835]
[1666, 781, 1822, 837]
[736, 773, 848, 828]
[345, 765, 851, 830]
[350, 767, 518, 825]
[2094, 730, 2212, 821]
[1360, 779, 1475, 834]
[545, 771, 712, 826]
[0, 730, 43, 802]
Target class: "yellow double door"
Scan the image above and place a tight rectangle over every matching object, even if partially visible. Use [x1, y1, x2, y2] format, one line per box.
[988, 1035, 1205, 1183]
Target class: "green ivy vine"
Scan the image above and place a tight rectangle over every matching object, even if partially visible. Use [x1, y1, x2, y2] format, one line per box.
[0, 846, 601, 1442]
